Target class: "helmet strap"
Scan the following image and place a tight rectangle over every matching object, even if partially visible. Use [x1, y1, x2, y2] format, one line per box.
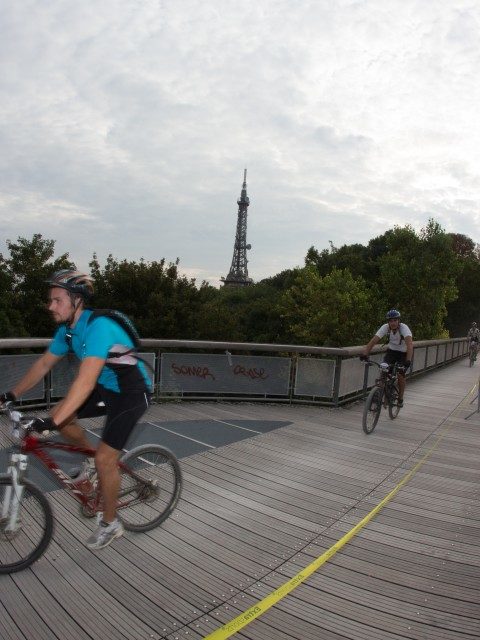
[66, 294, 84, 327]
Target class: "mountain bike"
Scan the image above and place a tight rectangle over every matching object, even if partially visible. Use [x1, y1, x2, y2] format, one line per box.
[0, 406, 182, 574]
[362, 360, 405, 434]
[469, 341, 478, 367]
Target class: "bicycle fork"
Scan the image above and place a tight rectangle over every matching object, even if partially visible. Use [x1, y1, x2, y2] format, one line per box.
[1, 454, 28, 534]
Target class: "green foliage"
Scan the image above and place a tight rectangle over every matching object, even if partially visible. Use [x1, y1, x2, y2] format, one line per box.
[305, 241, 380, 283]
[1, 221, 474, 345]
[2, 234, 72, 337]
[445, 233, 480, 336]
[216, 283, 286, 343]
[90, 254, 205, 339]
[279, 267, 377, 346]
[377, 220, 459, 338]
[0, 256, 25, 337]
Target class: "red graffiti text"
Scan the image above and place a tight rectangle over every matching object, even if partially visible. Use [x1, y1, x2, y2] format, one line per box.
[172, 363, 215, 380]
[233, 365, 268, 380]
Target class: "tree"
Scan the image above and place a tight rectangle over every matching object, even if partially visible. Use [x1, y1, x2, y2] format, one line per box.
[0, 255, 25, 337]
[5, 234, 72, 337]
[279, 267, 377, 346]
[448, 233, 478, 259]
[445, 233, 480, 336]
[378, 220, 459, 339]
[90, 254, 206, 339]
[305, 242, 371, 280]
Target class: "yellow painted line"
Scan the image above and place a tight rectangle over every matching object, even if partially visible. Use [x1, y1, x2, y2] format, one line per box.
[204, 382, 477, 640]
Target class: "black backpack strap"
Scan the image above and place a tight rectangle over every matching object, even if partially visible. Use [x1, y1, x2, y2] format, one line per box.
[105, 349, 155, 373]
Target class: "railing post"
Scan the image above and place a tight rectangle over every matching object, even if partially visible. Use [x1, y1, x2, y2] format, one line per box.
[362, 361, 370, 397]
[45, 372, 52, 410]
[332, 356, 342, 407]
[477, 375, 480, 414]
[288, 353, 298, 404]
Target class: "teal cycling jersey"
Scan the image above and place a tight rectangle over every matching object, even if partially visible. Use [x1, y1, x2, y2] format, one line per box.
[49, 309, 150, 393]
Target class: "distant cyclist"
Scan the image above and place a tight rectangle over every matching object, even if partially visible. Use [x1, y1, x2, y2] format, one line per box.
[360, 309, 413, 408]
[0, 269, 150, 550]
[468, 322, 480, 343]
[468, 322, 480, 360]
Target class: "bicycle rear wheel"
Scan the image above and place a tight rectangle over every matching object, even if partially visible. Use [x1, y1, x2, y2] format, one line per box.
[362, 386, 382, 434]
[117, 445, 182, 532]
[388, 382, 401, 419]
[0, 477, 54, 574]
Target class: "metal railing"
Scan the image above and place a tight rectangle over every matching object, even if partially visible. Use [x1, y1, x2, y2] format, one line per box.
[0, 336, 469, 408]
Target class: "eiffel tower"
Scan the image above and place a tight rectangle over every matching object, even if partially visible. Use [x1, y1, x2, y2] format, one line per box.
[221, 169, 253, 287]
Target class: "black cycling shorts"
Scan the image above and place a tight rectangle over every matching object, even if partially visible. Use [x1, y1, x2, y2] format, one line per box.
[382, 349, 407, 375]
[77, 385, 149, 450]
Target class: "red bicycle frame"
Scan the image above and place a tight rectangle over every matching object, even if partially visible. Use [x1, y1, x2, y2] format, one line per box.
[19, 432, 100, 512]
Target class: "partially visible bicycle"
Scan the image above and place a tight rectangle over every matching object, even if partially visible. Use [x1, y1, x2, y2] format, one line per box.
[0, 405, 182, 574]
[362, 360, 405, 434]
[469, 341, 478, 367]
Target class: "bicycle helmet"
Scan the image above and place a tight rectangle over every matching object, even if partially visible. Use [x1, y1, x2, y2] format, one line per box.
[46, 269, 94, 302]
[472, 322, 477, 327]
[386, 309, 401, 320]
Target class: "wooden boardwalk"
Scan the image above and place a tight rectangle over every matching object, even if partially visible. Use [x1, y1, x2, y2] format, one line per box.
[1, 359, 480, 639]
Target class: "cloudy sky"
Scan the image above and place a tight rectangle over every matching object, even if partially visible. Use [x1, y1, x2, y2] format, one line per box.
[1, 0, 479, 285]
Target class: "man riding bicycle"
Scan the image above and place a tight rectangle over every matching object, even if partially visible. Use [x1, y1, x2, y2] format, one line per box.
[0, 269, 150, 550]
[360, 309, 413, 408]
[468, 322, 480, 361]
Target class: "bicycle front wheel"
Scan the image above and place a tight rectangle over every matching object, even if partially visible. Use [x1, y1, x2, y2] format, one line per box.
[0, 477, 54, 574]
[388, 382, 401, 419]
[362, 386, 382, 434]
[117, 445, 182, 532]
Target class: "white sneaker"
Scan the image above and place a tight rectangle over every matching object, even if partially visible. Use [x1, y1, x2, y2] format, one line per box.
[69, 458, 95, 482]
[86, 519, 124, 550]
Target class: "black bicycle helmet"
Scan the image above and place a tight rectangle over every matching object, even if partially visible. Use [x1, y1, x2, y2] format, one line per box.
[386, 309, 401, 320]
[46, 269, 94, 301]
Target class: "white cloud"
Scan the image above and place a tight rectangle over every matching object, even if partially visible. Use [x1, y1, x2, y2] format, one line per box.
[1, 0, 480, 283]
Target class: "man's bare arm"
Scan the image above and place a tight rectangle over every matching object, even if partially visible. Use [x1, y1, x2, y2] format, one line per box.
[51, 357, 105, 426]
[363, 335, 380, 356]
[405, 335, 413, 361]
[11, 351, 62, 400]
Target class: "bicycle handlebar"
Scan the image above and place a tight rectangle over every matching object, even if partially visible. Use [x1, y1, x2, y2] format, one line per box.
[1, 405, 37, 440]
[362, 359, 406, 373]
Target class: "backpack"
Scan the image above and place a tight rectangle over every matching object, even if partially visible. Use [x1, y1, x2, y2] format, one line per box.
[65, 309, 153, 372]
[87, 309, 141, 354]
[386, 324, 405, 345]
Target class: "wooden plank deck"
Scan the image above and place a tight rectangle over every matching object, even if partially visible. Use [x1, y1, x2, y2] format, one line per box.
[1, 359, 480, 639]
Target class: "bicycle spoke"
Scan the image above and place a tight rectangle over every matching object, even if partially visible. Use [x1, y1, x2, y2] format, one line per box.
[363, 387, 382, 434]
[388, 382, 401, 419]
[117, 445, 182, 532]
[0, 479, 53, 574]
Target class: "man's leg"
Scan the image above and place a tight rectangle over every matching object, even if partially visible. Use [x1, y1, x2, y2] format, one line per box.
[95, 441, 121, 523]
[85, 441, 124, 550]
[93, 392, 149, 511]
[86, 390, 148, 549]
[398, 373, 406, 400]
[51, 400, 92, 449]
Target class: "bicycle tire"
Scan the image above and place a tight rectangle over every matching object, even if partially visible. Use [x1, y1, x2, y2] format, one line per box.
[469, 351, 475, 367]
[0, 477, 54, 574]
[362, 386, 382, 434]
[117, 444, 182, 532]
[388, 382, 401, 419]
